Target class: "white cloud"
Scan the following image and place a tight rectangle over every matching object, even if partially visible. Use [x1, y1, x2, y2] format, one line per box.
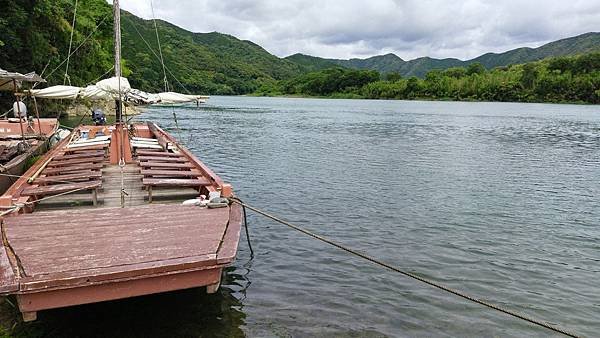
[113, 0, 600, 60]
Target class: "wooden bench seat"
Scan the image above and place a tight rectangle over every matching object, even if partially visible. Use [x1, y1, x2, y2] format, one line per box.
[131, 143, 163, 150]
[47, 156, 105, 167]
[137, 156, 186, 163]
[42, 163, 103, 175]
[53, 150, 105, 161]
[139, 162, 194, 169]
[140, 169, 201, 177]
[64, 144, 108, 152]
[136, 150, 182, 157]
[34, 171, 102, 184]
[22, 181, 102, 206]
[142, 178, 211, 203]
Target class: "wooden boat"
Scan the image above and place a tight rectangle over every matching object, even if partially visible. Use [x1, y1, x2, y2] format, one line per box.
[0, 122, 242, 321]
[0, 118, 59, 193]
[0, 0, 240, 321]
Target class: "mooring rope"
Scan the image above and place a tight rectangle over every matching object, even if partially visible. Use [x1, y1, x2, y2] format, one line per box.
[230, 198, 580, 338]
[233, 197, 254, 257]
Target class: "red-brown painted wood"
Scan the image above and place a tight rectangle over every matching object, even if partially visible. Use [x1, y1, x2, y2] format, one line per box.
[42, 163, 103, 175]
[137, 156, 186, 163]
[34, 171, 102, 184]
[139, 161, 194, 169]
[142, 178, 211, 187]
[0, 123, 240, 320]
[21, 181, 101, 196]
[46, 157, 105, 167]
[65, 144, 108, 152]
[140, 169, 201, 177]
[53, 150, 105, 161]
[17, 267, 222, 312]
[0, 247, 17, 293]
[136, 150, 182, 157]
[217, 203, 243, 264]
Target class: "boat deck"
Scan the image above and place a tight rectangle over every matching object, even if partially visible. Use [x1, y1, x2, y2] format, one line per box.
[0, 123, 241, 321]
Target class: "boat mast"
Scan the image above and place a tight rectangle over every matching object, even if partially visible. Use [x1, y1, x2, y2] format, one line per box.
[113, 0, 122, 123]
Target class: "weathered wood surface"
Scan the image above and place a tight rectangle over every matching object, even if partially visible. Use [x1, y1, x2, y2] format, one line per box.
[136, 150, 182, 157]
[137, 156, 186, 163]
[131, 143, 163, 150]
[139, 161, 194, 169]
[3, 205, 230, 291]
[34, 171, 102, 184]
[64, 144, 108, 152]
[53, 150, 105, 161]
[17, 267, 222, 312]
[142, 178, 211, 187]
[140, 169, 201, 177]
[46, 156, 105, 167]
[0, 123, 240, 317]
[147, 122, 169, 150]
[42, 163, 103, 175]
[217, 202, 243, 264]
[0, 246, 18, 293]
[21, 181, 101, 196]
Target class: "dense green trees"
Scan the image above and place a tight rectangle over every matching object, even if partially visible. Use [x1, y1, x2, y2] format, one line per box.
[257, 53, 600, 104]
[0, 1, 597, 105]
[0, 0, 113, 86]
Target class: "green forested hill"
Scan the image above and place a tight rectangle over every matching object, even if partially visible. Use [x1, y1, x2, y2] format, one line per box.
[0, 0, 305, 96]
[0, 0, 113, 87]
[260, 52, 600, 104]
[0, 0, 598, 100]
[121, 11, 304, 94]
[290, 32, 600, 77]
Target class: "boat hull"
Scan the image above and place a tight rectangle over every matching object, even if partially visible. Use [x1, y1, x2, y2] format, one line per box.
[0, 139, 49, 194]
[0, 123, 242, 321]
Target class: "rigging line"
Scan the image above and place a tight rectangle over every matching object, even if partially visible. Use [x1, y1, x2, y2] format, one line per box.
[230, 198, 580, 338]
[34, 14, 110, 89]
[88, 65, 115, 86]
[150, 0, 168, 93]
[122, 15, 192, 94]
[64, 0, 79, 85]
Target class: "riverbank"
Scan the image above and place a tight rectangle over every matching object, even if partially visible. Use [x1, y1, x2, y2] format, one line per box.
[252, 52, 600, 105]
[65, 102, 143, 117]
[249, 92, 597, 105]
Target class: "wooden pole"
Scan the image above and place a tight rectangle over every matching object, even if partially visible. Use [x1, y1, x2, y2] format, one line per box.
[113, 0, 122, 124]
[32, 96, 42, 135]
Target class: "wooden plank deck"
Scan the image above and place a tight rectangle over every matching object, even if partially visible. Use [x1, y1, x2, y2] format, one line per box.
[4, 205, 230, 283]
[0, 203, 241, 317]
[0, 123, 242, 321]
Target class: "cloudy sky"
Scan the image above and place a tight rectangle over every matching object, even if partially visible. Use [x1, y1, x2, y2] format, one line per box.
[116, 0, 600, 61]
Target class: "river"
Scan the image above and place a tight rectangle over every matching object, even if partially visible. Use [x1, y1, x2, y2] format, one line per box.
[13, 97, 600, 337]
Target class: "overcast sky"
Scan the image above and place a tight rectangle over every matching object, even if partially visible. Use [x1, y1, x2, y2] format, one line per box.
[116, 0, 600, 61]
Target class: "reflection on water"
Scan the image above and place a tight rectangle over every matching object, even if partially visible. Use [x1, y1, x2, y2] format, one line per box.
[6, 97, 600, 337]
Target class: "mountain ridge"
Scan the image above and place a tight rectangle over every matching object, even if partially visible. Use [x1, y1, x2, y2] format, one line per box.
[286, 32, 600, 77]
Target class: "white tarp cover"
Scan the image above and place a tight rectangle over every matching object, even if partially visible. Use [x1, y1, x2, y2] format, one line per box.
[29, 77, 131, 101]
[28, 77, 207, 105]
[0, 68, 45, 91]
[157, 92, 207, 104]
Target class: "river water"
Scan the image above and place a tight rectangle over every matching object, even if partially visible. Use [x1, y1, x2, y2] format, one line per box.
[13, 97, 600, 337]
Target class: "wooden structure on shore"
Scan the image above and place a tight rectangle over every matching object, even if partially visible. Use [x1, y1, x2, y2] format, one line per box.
[0, 123, 242, 321]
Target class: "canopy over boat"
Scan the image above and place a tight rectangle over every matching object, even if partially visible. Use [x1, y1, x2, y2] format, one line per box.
[0, 69, 46, 91]
[27, 77, 208, 105]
